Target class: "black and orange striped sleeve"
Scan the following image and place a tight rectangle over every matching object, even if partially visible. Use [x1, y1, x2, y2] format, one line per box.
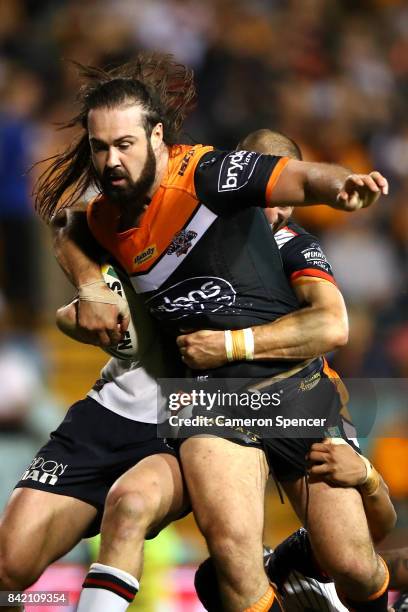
[193, 149, 287, 213]
[280, 231, 336, 286]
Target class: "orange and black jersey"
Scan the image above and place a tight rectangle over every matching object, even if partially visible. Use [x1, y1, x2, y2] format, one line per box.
[88, 144, 305, 378]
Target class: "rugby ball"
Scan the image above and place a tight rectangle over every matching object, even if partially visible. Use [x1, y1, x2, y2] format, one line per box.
[101, 262, 155, 361]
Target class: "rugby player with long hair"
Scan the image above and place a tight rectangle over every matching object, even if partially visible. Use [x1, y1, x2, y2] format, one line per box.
[29, 52, 389, 612]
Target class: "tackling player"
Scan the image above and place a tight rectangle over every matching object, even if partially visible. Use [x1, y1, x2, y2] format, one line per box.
[34, 54, 388, 612]
[177, 130, 396, 612]
[195, 438, 396, 611]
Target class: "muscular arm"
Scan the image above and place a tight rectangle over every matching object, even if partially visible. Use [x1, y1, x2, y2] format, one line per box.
[270, 161, 388, 211]
[253, 278, 348, 360]
[52, 209, 129, 346]
[361, 476, 397, 543]
[51, 209, 104, 286]
[177, 278, 348, 370]
[307, 441, 397, 544]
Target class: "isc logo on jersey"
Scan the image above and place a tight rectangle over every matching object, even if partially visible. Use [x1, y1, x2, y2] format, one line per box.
[101, 262, 156, 360]
[218, 150, 260, 191]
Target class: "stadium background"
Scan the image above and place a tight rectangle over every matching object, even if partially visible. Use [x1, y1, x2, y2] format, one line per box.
[0, 0, 407, 609]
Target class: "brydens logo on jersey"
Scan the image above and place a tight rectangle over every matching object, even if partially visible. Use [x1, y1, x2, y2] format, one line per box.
[218, 150, 260, 192]
[20, 456, 67, 486]
[147, 276, 236, 320]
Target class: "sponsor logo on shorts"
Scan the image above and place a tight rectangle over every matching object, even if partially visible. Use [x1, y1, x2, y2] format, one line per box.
[166, 230, 198, 258]
[134, 244, 157, 266]
[299, 371, 321, 392]
[20, 456, 68, 486]
[218, 150, 260, 192]
[147, 276, 236, 320]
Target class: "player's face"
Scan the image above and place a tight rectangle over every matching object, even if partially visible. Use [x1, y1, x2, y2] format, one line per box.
[264, 206, 294, 231]
[88, 104, 159, 204]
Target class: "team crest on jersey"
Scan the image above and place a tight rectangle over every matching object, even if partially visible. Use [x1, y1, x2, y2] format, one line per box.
[167, 230, 198, 257]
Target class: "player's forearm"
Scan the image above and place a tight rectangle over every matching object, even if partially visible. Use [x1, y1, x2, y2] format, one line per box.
[51, 209, 103, 288]
[302, 163, 350, 205]
[361, 477, 397, 544]
[271, 161, 349, 207]
[253, 306, 348, 360]
[272, 161, 388, 211]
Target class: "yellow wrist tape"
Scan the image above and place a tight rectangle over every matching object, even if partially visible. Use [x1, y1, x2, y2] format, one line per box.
[225, 328, 255, 362]
[231, 329, 246, 361]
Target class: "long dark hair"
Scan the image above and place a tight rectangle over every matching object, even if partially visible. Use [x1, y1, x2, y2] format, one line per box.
[35, 52, 197, 222]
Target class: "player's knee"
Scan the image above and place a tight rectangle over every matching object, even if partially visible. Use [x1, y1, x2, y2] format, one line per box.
[0, 538, 38, 590]
[203, 521, 251, 570]
[105, 484, 161, 536]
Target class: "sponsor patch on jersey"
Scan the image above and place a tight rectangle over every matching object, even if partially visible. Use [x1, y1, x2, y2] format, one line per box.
[218, 150, 261, 192]
[146, 276, 236, 320]
[134, 244, 157, 266]
[300, 243, 332, 272]
[166, 230, 198, 258]
[178, 148, 195, 176]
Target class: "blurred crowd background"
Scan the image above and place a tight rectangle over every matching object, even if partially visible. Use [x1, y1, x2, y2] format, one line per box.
[0, 0, 407, 609]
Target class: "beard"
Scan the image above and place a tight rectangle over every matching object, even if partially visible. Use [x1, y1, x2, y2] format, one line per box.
[100, 140, 157, 211]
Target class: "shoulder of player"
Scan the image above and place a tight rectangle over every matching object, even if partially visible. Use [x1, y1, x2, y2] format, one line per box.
[163, 144, 214, 193]
[87, 193, 107, 212]
[87, 193, 118, 223]
[86, 194, 122, 245]
[274, 221, 319, 250]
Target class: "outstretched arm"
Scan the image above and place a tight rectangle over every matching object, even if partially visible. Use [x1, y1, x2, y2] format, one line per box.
[270, 162, 388, 211]
[194, 150, 388, 214]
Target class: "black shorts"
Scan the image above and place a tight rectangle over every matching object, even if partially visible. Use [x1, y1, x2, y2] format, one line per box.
[15, 397, 176, 537]
[178, 358, 357, 482]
